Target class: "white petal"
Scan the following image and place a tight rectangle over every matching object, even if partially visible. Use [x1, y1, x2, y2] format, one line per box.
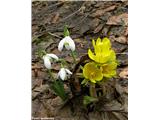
[58, 39, 65, 51]
[47, 54, 59, 60]
[59, 68, 66, 80]
[43, 55, 52, 69]
[65, 68, 72, 75]
[66, 36, 75, 51]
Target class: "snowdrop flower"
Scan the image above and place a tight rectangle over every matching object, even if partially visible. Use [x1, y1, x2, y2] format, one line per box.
[57, 68, 72, 80]
[58, 36, 75, 51]
[43, 54, 59, 69]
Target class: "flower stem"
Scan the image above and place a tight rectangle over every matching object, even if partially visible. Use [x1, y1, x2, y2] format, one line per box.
[58, 59, 68, 66]
[102, 84, 106, 96]
[102, 78, 107, 96]
[71, 51, 76, 64]
[48, 69, 55, 81]
[89, 83, 97, 98]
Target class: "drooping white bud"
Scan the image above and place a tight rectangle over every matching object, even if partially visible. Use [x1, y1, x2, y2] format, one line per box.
[57, 68, 72, 80]
[43, 54, 59, 69]
[58, 36, 75, 52]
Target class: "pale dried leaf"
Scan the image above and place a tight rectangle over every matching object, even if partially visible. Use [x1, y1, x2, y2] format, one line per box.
[91, 5, 116, 17]
[106, 13, 128, 26]
[119, 67, 128, 78]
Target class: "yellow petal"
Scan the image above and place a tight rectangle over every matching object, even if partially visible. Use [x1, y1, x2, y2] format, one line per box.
[108, 50, 116, 62]
[96, 38, 102, 45]
[101, 63, 117, 78]
[103, 70, 116, 78]
[88, 49, 96, 61]
[92, 39, 96, 49]
[83, 62, 103, 83]
[102, 37, 111, 49]
[90, 79, 96, 83]
[94, 69, 103, 81]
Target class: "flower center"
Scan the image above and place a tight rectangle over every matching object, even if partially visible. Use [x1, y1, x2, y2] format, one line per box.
[64, 42, 69, 46]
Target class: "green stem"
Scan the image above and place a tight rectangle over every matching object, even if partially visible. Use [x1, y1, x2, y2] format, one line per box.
[48, 69, 55, 81]
[71, 51, 76, 64]
[89, 83, 97, 98]
[58, 59, 67, 67]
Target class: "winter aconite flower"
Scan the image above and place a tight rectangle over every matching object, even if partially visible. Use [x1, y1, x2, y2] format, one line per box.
[100, 62, 117, 78]
[88, 38, 116, 64]
[83, 37, 118, 83]
[58, 36, 75, 52]
[83, 62, 103, 83]
[57, 68, 72, 80]
[43, 54, 59, 69]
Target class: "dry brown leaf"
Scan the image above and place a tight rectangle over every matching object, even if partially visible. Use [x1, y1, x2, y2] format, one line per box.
[115, 36, 128, 44]
[94, 23, 104, 33]
[65, 56, 73, 63]
[106, 13, 128, 26]
[119, 67, 128, 78]
[52, 12, 60, 23]
[91, 5, 116, 17]
[90, 18, 100, 28]
[124, 27, 128, 36]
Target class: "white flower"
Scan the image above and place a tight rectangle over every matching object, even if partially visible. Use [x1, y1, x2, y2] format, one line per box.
[57, 68, 72, 80]
[43, 54, 59, 69]
[58, 36, 75, 51]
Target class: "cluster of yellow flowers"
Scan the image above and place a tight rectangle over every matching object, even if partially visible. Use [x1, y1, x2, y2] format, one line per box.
[83, 37, 117, 83]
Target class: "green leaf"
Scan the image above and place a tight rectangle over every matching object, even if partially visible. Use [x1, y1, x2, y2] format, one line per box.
[80, 65, 83, 70]
[81, 79, 88, 85]
[83, 96, 98, 106]
[51, 79, 67, 101]
[64, 25, 70, 37]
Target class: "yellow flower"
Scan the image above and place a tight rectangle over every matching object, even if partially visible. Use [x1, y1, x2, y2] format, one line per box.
[83, 62, 103, 83]
[88, 37, 116, 64]
[100, 62, 117, 78]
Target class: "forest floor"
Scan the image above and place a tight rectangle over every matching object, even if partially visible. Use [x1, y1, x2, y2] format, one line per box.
[32, 1, 128, 120]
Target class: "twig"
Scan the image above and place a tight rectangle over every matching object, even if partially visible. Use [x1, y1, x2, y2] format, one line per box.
[60, 6, 85, 22]
[48, 32, 63, 39]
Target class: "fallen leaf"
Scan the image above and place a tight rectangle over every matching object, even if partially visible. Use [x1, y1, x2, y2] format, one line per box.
[34, 84, 49, 92]
[115, 83, 124, 95]
[91, 5, 116, 17]
[52, 12, 60, 23]
[124, 27, 128, 36]
[114, 36, 128, 44]
[119, 67, 128, 79]
[94, 23, 104, 33]
[80, 24, 90, 35]
[65, 56, 73, 63]
[89, 18, 100, 29]
[112, 41, 128, 53]
[106, 13, 128, 26]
